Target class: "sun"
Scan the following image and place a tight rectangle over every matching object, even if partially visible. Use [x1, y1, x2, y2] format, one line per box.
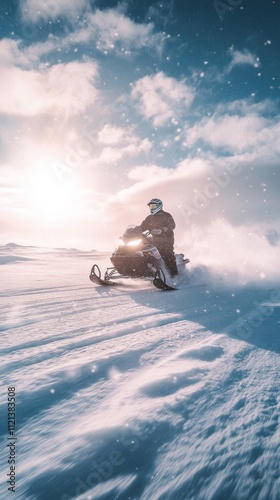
[25, 162, 81, 222]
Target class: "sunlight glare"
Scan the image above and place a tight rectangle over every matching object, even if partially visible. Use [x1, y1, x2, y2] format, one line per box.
[26, 163, 81, 222]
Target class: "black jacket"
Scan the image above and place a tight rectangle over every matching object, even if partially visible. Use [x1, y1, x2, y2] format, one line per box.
[140, 210, 175, 249]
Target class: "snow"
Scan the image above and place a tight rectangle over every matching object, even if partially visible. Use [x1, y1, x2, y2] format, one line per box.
[0, 245, 279, 500]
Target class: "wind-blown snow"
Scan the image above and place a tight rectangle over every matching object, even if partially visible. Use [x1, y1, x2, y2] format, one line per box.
[0, 246, 279, 500]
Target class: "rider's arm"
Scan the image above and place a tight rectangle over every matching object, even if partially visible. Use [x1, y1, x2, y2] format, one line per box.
[162, 213, 175, 233]
[140, 217, 150, 232]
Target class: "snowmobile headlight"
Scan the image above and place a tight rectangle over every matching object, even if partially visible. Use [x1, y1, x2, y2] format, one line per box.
[126, 239, 142, 247]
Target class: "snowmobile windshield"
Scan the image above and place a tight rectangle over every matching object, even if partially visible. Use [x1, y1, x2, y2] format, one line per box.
[123, 225, 143, 239]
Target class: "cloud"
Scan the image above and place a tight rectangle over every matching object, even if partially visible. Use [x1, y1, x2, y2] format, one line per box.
[128, 164, 171, 181]
[20, 0, 91, 24]
[128, 157, 209, 182]
[216, 98, 274, 116]
[56, 7, 166, 57]
[107, 157, 212, 210]
[184, 113, 268, 153]
[227, 47, 260, 73]
[0, 39, 31, 67]
[131, 72, 195, 126]
[0, 61, 98, 117]
[0, 37, 61, 69]
[16, 5, 166, 64]
[87, 8, 161, 54]
[146, 0, 175, 27]
[102, 153, 278, 235]
[98, 124, 128, 145]
[19, 5, 165, 58]
[182, 99, 280, 156]
[99, 138, 153, 164]
[196, 47, 261, 85]
[96, 124, 153, 163]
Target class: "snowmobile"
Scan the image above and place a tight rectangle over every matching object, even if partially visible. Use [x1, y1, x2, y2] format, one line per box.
[89, 225, 190, 291]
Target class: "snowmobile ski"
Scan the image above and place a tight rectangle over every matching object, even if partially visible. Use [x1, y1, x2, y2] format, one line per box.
[153, 270, 177, 291]
[89, 264, 119, 286]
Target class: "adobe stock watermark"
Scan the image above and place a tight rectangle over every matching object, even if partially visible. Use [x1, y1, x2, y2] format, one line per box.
[213, 0, 244, 22]
[60, 424, 150, 499]
[179, 161, 242, 219]
[228, 288, 280, 341]
[179, 124, 276, 220]
[51, 129, 98, 183]
[51, 98, 130, 183]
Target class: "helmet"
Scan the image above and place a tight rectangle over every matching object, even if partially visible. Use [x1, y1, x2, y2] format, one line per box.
[147, 198, 163, 215]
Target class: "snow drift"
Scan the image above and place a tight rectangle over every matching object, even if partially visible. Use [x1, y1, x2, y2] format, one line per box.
[0, 245, 279, 500]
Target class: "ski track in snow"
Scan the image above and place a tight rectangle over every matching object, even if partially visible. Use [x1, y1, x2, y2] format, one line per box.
[0, 246, 279, 500]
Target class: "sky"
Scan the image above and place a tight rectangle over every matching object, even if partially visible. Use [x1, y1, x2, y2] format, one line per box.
[0, 0, 280, 274]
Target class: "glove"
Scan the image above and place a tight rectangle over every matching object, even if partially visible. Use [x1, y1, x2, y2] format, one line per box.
[151, 228, 162, 235]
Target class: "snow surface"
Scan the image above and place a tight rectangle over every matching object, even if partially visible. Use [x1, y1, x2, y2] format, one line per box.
[0, 245, 279, 500]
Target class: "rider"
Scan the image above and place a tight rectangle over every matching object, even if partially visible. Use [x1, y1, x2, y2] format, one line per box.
[140, 198, 178, 277]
